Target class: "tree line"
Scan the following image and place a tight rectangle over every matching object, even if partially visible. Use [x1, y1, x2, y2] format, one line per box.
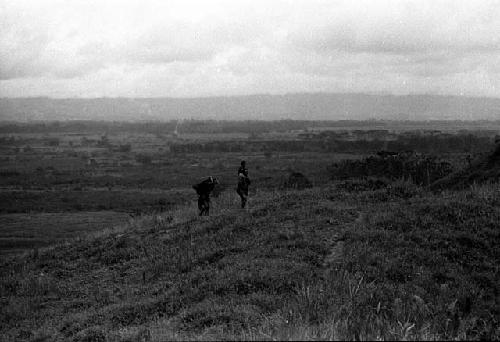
[170, 134, 494, 154]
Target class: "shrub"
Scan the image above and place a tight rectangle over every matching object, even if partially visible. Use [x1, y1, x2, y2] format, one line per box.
[329, 153, 454, 186]
[282, 172, 312, 190]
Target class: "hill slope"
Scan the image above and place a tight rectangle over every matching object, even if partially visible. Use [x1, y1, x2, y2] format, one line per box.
[1, 185, 499, 341]
[432, 144, 500, 190]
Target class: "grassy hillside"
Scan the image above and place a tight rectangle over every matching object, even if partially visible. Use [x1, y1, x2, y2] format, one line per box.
[432, 144, 500, 191]
[1, 182, 499, 341]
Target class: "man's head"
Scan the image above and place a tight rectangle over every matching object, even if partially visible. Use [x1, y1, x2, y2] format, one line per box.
[241, 160, 246, 167]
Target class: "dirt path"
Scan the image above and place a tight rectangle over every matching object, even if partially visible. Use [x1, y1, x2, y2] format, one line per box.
[322, 210, 365, 269]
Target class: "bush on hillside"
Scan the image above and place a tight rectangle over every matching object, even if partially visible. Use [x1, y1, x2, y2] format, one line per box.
[329, 152, 453, 186]
[282, 172, 312, 190]
[431, 143, 500, 191]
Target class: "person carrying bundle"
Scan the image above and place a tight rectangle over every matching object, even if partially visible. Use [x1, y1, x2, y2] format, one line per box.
[193, 176, 219, 216]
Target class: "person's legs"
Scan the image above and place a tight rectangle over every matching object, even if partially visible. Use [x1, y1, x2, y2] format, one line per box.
[236, 187, 243, 208]
[198, 197, 204, 216]
[240, 189, 248, 209]
[205, 198, 210, 216]
[199, 195, 210, 216]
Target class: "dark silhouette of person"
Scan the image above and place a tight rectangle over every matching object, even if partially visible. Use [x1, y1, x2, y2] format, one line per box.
[193, 176, 218, 216]
[238, 160, 248, 178]
[466, 154, 472, 168]
[237, 161, 251, 209]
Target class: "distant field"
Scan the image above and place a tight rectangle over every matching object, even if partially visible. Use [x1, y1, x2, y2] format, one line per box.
[0, 211, 130, 255]
[0, 189, 193, 214]
[0, 121, 497, 258]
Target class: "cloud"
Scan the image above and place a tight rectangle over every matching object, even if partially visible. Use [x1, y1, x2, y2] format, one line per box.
[0, 0, 255, 80]
[0, 4, 50, 79]
[0, 0, 499, 97]
[288, 0, 500, 55]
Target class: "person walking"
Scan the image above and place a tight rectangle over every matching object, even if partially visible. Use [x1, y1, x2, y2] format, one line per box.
[193, 176, 218, 216]
[236, 160, 251, 209]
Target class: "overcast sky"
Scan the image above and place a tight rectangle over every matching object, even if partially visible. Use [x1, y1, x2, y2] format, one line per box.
[1, 0, 499, 98]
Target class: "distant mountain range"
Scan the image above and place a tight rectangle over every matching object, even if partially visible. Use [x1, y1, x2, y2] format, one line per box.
[0, 93, 499, 121]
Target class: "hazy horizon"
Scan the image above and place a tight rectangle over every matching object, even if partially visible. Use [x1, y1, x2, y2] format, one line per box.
[2, 91, 500, 100]
[2, 93, 499, 121]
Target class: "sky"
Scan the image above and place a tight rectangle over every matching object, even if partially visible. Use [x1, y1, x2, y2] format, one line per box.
[1, 0, 500, 98]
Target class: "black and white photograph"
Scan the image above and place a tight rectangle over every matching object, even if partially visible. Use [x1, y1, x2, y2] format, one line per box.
[1, 0, 499, 340]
